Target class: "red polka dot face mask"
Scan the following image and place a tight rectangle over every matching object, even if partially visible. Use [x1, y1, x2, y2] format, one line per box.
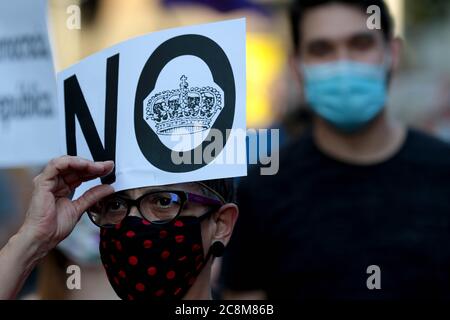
[99, 215, 209, 301]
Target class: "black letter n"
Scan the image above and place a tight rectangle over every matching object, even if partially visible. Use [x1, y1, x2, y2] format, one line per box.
[64, 54, 119, 184]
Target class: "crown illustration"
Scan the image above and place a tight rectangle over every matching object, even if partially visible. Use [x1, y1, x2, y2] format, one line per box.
[144, 75, 223, 135]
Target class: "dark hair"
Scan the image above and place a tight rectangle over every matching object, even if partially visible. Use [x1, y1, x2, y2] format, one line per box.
[200, 178, 236, 204]
[289, 0, 394, 54]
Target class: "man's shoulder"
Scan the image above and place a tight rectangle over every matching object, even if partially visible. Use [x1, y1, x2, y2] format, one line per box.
[279, 130, 318, 166]
[400, 129, 450, 169]
[238, 131, 317, 195]
[405, 129, 450, 158]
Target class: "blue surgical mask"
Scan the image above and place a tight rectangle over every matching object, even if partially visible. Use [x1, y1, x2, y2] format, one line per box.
[302, 59, 389, 132]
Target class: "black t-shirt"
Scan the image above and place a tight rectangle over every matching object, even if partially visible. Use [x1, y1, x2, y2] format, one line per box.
[220, 128, 450, 300]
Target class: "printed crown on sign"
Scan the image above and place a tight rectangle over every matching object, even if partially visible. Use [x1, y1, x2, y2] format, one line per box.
[145, 75, 223, 135]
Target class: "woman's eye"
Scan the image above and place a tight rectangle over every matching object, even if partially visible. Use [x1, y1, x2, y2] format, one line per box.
[157, 197, 172, 207]
[107, 200, 125, 211]
[111, 202, 121, 209]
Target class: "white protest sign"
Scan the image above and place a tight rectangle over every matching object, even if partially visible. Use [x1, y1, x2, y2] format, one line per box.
[57, 18, 247, 194]
[0, 0, 59, 168]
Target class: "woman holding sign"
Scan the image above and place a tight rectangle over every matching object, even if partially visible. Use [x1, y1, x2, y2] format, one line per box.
[0, 18, 245, 301]
[0, 156, 238, 300]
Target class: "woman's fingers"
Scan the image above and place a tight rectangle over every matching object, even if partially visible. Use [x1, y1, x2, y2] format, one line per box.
[73, 184, 115, 215]
[41, 156, 90, 177]
[61, 164, 114, 185]
[61, 172, 84, 185]
[41, 156, 113, 180]
[34, 156, 114, 192]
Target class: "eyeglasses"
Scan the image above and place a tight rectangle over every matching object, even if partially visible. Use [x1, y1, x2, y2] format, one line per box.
[87, 188, 224, 228]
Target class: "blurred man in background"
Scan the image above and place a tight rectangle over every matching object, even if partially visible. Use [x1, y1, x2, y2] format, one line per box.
[220, 0, 450, 300]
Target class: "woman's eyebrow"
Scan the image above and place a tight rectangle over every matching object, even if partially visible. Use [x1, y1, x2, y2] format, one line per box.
[116, 187, 175, 198]
[114, 191, 131, 199]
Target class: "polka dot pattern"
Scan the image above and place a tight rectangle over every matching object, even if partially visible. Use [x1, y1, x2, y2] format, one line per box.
[175, 235, 185, 243]
[154, 289, 165, 297]
[160, 230, 168, 239]
[166, 270, 176, 280]
[174, 220, 184, 227]
[147, 266, 157, 276]
[143, 240, 153, 249]
[136, 283, 145, 292]
[161, 250, 170, 260]
[99, 216, 206, 301]
[128, 256, 138, 266]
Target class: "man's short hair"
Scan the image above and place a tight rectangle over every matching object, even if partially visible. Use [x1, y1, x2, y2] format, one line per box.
[289, 0, 394, 54]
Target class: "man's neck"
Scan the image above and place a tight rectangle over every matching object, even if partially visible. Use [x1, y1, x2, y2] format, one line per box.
[313, 111, 407, 165]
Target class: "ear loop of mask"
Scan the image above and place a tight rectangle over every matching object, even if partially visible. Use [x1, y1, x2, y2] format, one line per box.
[383, 51, 392, 70]
[193, 183, 227, 259]
[382, 50, 394, 83]
[192, 205, 226, 275]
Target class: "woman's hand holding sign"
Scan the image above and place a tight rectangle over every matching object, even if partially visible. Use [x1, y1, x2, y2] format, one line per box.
[22, 156, 114, 250]
[0, 156, 114, 299]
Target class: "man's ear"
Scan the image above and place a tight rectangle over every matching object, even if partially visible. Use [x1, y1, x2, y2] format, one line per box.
[389, 37, 403, 73]
[211, 203, 239, 246]
[289, 53, 304, 92]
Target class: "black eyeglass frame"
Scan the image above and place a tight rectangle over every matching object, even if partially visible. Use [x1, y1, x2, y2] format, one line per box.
[87, 188, 224, 228]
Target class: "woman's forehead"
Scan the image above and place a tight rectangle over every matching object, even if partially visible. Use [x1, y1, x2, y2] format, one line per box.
[119, 182, 201, 197]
